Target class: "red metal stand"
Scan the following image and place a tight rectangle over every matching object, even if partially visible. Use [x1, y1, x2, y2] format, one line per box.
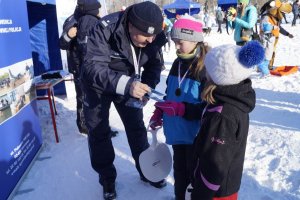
[35, 78, 64, 143]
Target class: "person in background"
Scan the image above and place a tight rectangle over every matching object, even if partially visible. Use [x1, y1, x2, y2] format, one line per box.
[163, 14, 173, 52]
[59, 0, 118, 136]
[227, 0, 258, 46]
[203, 12, 209, 26]
[258, 0, 294, 77]
[292, 0, 300, 26]
[216, 7, 224, 34]
[81, 2, 167, 200]
[59, 0, 101, 134]
[188, 41, 264, 200]
[282, 12, 289, 23]
[149, 15, 209, 200]
[204, 12, 213, 36]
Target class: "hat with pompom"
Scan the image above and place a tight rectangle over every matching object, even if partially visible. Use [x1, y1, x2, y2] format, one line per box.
[171, 15, 204, 42]
[204, 41, 265, 85]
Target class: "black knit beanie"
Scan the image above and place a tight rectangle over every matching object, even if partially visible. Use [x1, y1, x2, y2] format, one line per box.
[128, 1, 163, 35]
[77, 0, 101, 17]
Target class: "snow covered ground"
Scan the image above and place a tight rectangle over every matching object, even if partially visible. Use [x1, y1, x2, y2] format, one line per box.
[11, 23, 300, 200]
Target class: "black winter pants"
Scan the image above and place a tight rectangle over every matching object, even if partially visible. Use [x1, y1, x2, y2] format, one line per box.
[83, 92, 149, 185]
[73, 73, 85, 130]
[172, 144, 194, 200]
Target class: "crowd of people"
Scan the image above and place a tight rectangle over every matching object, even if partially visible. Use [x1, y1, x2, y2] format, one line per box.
[59, 0, 296, 200]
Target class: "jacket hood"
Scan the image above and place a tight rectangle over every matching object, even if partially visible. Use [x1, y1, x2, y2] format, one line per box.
[213, 79, 256, 113]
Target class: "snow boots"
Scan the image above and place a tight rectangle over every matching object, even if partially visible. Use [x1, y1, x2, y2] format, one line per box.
[102, 181, 116, 200]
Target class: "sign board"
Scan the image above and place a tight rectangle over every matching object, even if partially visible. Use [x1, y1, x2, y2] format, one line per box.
[0, 1, 43, 199]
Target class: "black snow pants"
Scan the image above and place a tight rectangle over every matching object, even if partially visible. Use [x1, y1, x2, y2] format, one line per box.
[83, 89, 150, 185]
[172, 144, 194, 200]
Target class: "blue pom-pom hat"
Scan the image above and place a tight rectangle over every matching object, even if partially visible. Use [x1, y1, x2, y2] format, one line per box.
[204, 41, 265, 86]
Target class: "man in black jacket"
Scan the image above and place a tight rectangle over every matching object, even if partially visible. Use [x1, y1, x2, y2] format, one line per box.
[81, 1, 167, 200]
[59, 0, 101, 134]
[60, 0, 118, 137]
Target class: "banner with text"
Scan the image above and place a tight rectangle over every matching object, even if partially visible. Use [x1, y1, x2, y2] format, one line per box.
[0, 0, 43, 199]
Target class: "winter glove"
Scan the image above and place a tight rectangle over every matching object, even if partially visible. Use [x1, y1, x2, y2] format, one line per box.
[149, 108, 163, 130]
[154, 101, 185, 117]
[288, 33, 294, 38]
